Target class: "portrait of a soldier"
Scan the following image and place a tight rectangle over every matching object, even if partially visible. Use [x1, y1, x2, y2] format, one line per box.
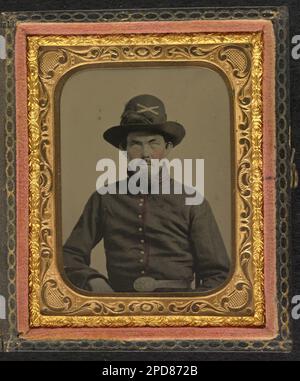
[63, 94, 230, 293]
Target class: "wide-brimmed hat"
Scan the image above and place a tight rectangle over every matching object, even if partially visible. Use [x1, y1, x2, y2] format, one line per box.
[103, 94, 185, 149]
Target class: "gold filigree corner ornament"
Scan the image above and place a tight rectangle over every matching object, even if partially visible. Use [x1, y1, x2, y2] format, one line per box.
[27, 33, 264, 328]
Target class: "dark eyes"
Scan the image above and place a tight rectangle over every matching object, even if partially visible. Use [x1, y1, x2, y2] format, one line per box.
[130, 141, 160, 147]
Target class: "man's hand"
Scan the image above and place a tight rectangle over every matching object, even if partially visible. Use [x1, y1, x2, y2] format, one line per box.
[88, 278, 114, 293]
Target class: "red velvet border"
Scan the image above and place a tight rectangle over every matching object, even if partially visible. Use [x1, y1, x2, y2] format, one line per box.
[15, 20, 277, 341]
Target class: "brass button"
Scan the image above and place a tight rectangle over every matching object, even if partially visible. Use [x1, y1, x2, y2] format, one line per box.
[138, 227, 143, 232]
[138, 214, 142, 219]
[140, 239, 145, 244]
[139, 259, 144, 263]
[139, 203, 143, 207]
[141, 270, 145, 275]
[139, 198, 144, 202]
[140, 250, 144, 254]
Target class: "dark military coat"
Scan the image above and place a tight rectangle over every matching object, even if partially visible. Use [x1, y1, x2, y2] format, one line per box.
[63, 178, 230, 292]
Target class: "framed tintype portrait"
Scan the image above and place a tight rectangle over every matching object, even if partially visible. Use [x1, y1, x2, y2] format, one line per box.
[0, 6, 295, 352]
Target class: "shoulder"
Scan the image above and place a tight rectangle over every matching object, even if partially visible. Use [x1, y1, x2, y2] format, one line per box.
[96, 179, 127, 195]
[189, 196, 214, 224]
[171, 179, 205, 207]
[85, 190, 102, 209]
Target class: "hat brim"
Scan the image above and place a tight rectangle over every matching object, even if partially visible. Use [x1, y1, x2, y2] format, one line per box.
[103, 122, 185, 149]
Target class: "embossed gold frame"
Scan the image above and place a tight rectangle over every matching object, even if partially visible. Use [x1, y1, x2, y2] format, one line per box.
[25, 31, 265, 328]
[0, 6, 290, 352]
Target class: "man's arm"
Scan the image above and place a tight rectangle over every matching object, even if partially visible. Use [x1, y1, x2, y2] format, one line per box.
[63, 192, 113, 292]
[190, 198, 230, 291]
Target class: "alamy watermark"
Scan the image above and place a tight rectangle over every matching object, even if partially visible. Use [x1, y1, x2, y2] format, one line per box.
[291, 295, 300, 320]
[95, 152, 204, 205]
[291, 35, 300, 60]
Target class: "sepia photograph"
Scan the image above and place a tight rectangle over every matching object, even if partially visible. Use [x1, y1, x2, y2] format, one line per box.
[60, 66, 232, 294]
[0, 2, 295, 357]
[11, 18, 279, 334]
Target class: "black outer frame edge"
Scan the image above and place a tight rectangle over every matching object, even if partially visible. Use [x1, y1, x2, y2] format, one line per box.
[0, 5, 294, 354]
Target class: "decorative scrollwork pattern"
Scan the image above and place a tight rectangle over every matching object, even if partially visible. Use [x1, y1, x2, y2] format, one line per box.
[27, 33, 264, 327]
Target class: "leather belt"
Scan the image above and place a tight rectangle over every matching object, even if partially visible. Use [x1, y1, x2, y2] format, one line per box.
[133, 276, 191, 292]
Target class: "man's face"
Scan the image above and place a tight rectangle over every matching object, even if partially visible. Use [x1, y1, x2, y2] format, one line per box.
[125, 131, 173, 176]
[126, 131, 172, 162]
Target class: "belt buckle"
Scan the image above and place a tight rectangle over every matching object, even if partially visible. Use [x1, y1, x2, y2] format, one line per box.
[133, 276, 156, 292]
